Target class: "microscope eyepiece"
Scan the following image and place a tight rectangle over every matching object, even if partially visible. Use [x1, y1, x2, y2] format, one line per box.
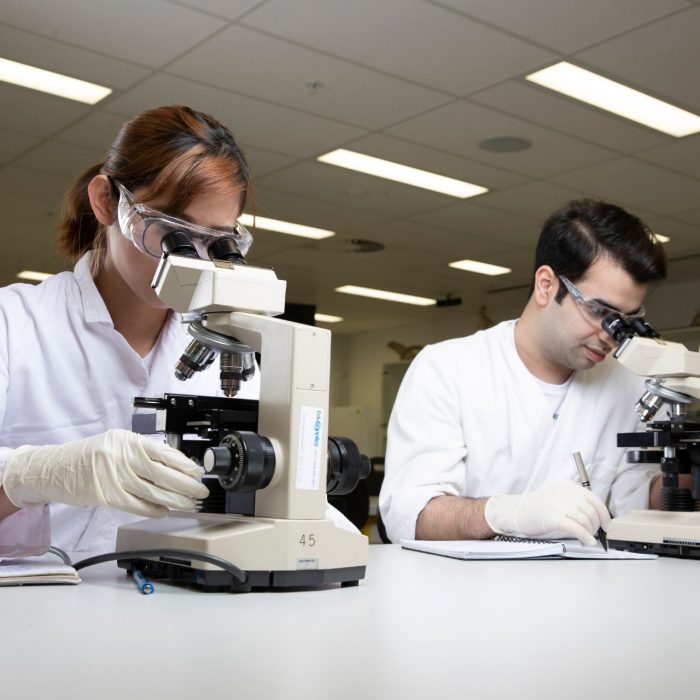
[208, 237, 246, 264]
[160, 230, 199, 258]
[602, 312, 635, 344]
[628, 317, 660, 338]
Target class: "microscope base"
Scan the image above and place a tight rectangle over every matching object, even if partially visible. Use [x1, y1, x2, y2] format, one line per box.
[115, 511, 368, 592]
[608, 509, 700, 559]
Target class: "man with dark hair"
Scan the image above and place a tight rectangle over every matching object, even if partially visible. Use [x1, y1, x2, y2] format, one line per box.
[379, 199, 667, 545]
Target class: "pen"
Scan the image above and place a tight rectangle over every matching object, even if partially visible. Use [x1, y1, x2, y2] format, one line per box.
[132, 569, 155, 595]
[572, 452, 609, 551]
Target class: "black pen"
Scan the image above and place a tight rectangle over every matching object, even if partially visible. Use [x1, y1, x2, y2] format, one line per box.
[572, 451, 608, 551]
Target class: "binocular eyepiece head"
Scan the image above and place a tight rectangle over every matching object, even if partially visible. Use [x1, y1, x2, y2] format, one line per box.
[602, 313, 660, 343]
[160, 230, 246, 264]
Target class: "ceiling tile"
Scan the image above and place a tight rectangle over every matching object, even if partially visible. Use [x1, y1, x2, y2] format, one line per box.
[471, 81, 668, 153]
[575, 6, 700, 112]
[636, 133, 700, 180]
[1, 0, 226, 68]
[0, 166, 73, 204]
[0, 190, 60, 228]
[242, 0, 555, 95]
[252, 186, 387, 233]
[257, 161, 465, 218]
[0, 84, 90, 137]
[550, 157, 700, 215]
[237, 145, 296, 178]
[173, 0, 263, 21]
[677, 209, 700, 226]
[104, 74, 367, 158]
[467, 180, 586, 220]
[436, 0, 690, 53]
[167, 25, 451, 129]
[388, 100, 616, 177]
[0, 24, 150, 90]
[15, 141, 104, 177]
[345, 219, 513, 259]
[643, 216, 700, 259]
[54, 110, 134, 151]
[342, 133, 526, 190]
[409, 201, 541, 247]
[0, 129, 40, 164]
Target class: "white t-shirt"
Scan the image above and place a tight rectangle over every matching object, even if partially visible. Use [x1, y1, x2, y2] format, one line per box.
[379, 320, 657, 543]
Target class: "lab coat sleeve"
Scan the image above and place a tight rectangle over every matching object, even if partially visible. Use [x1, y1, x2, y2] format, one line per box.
[608, 448, 656, 515]
[0, 295, 51, 558]
[379, 346, 468, 542]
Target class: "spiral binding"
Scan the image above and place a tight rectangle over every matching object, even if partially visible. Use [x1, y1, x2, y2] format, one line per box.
[494, 535, 560, 545]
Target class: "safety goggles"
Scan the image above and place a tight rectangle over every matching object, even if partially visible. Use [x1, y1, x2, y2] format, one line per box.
[115, 182, 253, 259]
[559, 276, 645, 327]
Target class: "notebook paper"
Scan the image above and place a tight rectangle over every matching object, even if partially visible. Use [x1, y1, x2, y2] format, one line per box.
[400, 539, 657, 560]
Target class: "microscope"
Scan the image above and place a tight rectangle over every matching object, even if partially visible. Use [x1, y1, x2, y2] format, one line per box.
[115, 248, 369, 591]
[603, 314, 700, 558]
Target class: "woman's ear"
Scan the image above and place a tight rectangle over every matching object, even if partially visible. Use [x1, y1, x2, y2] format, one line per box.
[87, 174, 115, 226]
[532, 265, 558, 308]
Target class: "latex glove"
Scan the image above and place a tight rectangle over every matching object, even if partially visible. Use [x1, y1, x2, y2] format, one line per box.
[484, 481, 611, 546]
[2, 429, 209, 518]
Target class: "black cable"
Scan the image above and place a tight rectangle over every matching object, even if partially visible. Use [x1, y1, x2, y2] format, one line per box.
[72, 548, 247, 584]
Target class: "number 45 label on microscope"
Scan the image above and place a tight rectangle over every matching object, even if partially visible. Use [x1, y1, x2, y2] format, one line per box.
[296, 406, 324, 490]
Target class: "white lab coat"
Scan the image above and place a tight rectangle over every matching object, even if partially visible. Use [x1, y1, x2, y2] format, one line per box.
[379, 320, 657, 543]
[0, 252, 259, 554]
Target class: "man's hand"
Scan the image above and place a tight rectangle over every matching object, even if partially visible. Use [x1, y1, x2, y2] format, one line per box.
[484, 481, 611, 546]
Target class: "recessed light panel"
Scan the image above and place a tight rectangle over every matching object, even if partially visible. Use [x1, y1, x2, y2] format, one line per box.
[17, 270, 53, 282]
[335, 285, 436, 306]
[526, 62, 700, 137]
[239, 214, 334, 240]
[0, 57, 111, 105]
[318, 149, 488, 199]
[448, 259, 511, 276]
[315, 313, 343, 323]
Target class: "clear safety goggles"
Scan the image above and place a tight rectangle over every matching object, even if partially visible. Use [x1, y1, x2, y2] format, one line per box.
[115, 182, 253, 259]
[559, 275, 645, 327]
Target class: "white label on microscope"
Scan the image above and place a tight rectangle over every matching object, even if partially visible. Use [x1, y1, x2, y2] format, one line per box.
[296, 405, 323, 490]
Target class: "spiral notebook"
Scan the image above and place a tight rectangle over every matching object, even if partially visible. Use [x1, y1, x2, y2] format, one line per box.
[0, 554, 81, 586]
[400, 537, 657, 560]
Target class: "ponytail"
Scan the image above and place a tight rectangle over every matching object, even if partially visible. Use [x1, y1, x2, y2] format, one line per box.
[58, 162, 108, 261]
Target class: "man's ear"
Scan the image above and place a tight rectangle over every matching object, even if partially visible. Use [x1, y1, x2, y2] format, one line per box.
[87, 174, 115, 226]
[532, 265, 559, 308]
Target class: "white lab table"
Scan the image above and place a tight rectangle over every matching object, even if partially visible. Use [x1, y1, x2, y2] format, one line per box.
[3, 544, 697, 700]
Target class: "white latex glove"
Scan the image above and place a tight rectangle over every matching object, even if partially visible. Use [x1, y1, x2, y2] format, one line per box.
[2, 429, 209, 518]
[484, 481, 611, 546]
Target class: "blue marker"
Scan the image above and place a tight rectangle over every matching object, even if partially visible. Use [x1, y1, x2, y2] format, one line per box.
[132, 569, 155, 595]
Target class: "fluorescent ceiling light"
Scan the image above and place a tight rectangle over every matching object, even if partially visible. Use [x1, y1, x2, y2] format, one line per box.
[526, 62, 700, 138]
[17, 270, 53, 282]
[239, 213, 334, 240]
[654, 234, 670, 243]
[317, 149, 488, 199]
[335, 284, 436, 307]
[315, 313, 344, 323]
[0, 57, 111, 105]
[448, 259, 511, 276]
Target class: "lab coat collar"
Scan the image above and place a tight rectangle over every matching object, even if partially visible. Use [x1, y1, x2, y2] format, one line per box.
[73, 251, 185, 340]
[73, 252, 114, 325]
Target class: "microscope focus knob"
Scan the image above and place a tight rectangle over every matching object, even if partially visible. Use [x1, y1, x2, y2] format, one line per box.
[203, 446, 233, 475]
[326, 436, 372, 496]
[204, 431, 275, 493]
